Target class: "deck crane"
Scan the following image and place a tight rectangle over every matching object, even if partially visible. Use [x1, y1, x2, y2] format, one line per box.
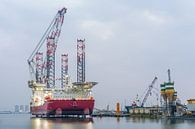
[27, 8, 66, 88]
[140, 77, 158, 107]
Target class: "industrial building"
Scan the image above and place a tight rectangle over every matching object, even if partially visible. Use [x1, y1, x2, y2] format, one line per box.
[126, 106, 161, 116]
[186, 99, 195, 115]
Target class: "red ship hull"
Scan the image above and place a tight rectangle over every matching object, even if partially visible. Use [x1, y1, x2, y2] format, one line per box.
[31, 99, 94, 116]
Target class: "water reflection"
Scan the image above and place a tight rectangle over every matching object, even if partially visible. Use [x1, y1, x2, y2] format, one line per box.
[161, 118, 184, 129]
[125, 117, 160, 123]
[116, 117, 120, 123]
[31, 117, 93, 129]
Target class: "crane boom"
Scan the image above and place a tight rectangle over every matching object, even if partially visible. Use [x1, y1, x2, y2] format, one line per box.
[27, 8, 67, 87]
[28, 8, 66, 63]
[141, 77, 158, 107]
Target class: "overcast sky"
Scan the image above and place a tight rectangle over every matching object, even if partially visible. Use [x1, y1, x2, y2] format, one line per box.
[1, 0, 195, 110]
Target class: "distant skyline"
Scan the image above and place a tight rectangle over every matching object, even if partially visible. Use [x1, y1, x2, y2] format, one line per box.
[1, 0, 195, 110]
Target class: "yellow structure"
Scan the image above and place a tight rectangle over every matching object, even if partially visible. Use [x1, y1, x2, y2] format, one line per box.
[116, 102, 120, 115]
[160, 69, 179, 116]
[187, 99, 195, 104]
[165, 82, 175, 102]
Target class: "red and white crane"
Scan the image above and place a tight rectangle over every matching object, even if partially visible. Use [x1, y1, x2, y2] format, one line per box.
[27, 8, 66, 88]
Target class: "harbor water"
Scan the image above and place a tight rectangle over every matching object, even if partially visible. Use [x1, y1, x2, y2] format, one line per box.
[0, 114, 195, 129]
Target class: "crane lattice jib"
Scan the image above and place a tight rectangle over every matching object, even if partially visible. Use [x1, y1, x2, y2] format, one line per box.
[46, 8, 66, 88]
[141, 77, 158, 107]
[28, 8, 66, 63]
[27, 8, 67, 85]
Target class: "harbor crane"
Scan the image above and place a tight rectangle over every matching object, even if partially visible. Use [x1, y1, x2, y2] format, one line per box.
[140, 77, 158, 107]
